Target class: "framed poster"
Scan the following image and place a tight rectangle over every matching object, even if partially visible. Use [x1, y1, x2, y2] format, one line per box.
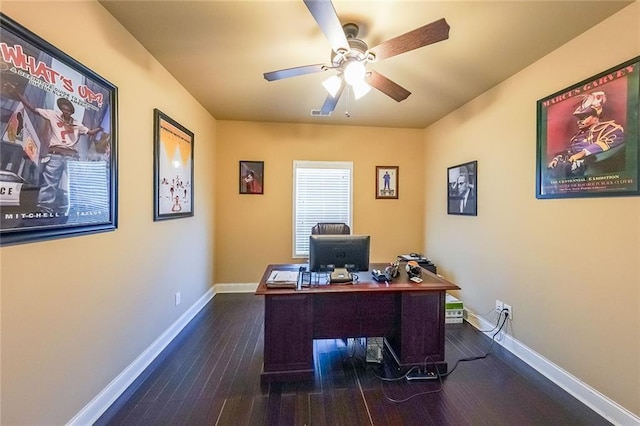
[448, 160, 477, 216]
[376, 166, 398, 199]
[0, 13, 118, 246]
[536, 56, 640, 199]
[153, 109, 194, 220]
[239, 161, 264, 194]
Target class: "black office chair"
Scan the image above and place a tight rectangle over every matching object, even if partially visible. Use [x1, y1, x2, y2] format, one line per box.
[311, 222, 351, 235]
[311, 222, 351, 345]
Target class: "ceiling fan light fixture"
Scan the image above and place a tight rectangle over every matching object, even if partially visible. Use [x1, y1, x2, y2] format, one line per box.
[343, 60, 366, 86]
[352, 80, 371, 100]
[322, 75, 343, 97]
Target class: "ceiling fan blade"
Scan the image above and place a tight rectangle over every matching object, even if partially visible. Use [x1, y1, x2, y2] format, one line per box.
[320, 80, 345, 115]
[368, 18, 450, 62]
[303, 0, 350, 54]
[263, 64, 328, 81]
[366, 70, 411, 102]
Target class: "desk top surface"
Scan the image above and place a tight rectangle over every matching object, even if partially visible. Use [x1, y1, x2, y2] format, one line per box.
[255, 263, 460, 295]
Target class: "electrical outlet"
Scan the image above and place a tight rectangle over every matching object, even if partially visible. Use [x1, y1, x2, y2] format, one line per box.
[503, 303, 512, 319]
[495, 300, 503, 314]
[175, 292, 181, 306]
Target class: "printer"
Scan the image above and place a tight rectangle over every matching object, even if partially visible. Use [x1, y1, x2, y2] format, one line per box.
[399, 253, 437, 275]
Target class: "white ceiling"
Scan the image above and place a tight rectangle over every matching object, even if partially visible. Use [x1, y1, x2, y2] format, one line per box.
[99, 0, 632, 129]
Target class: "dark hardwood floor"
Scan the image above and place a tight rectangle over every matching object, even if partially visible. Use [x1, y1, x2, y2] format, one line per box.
[96, 293, 610, 425]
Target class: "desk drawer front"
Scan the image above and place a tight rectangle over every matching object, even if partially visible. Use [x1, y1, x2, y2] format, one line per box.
[313, 293, 398, 339]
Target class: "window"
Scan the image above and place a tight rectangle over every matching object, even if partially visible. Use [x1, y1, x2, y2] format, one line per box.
[293, 161, 352, 257]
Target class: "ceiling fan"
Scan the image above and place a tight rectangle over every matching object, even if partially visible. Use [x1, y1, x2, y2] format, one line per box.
[263, 0, 450, 116]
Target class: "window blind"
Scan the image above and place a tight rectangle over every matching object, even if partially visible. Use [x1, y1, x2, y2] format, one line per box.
[293, 161, 352, 257]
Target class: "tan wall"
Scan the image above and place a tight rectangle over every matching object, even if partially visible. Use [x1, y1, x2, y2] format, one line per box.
[424, 3, 640, 416]
[214, 121, 425, 283]
[1, 0, 638, 424]
[0, 2, 217, 424]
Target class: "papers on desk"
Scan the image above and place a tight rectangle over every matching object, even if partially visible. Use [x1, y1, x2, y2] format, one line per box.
[266, 270, 299, 288]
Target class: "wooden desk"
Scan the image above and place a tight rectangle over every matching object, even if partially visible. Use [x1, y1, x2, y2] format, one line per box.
[255, 263, 460, 383]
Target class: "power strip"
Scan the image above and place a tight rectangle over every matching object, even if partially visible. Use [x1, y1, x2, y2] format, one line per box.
[406, 369, 439, 381]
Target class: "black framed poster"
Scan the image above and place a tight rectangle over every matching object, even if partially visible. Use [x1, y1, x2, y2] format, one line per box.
[153, 109, 194, 220]
[447, 160, 477, 216]
[536, 56, 640, 199]
[0, 13, 118, 245]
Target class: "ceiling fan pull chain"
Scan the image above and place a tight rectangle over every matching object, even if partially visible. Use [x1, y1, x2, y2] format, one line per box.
[345, 86, 351, 117]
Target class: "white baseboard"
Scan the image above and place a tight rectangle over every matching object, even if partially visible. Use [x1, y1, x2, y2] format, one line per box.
[67, 287, 216, 425]
[465, 310, 640, 426]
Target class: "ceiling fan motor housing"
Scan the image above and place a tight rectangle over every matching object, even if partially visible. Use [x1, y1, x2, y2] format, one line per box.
[331, 36, 369, 67]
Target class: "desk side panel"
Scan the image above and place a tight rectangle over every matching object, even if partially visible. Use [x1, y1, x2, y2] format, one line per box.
[391, 291, 446, 365]
[263, 295, 313, 374]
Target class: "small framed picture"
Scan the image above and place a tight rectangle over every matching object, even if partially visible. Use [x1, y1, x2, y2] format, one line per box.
[376, 166, 399, 199]
[448, 161, 477, 216]
[239, 161, 264, 194]
[153, 109, 194, 221]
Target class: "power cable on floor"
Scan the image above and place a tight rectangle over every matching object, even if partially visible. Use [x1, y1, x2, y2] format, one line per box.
[372, 310, 509, 403]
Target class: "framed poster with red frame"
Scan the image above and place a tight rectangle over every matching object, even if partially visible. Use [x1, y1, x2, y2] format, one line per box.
[536, 56, 640, 199]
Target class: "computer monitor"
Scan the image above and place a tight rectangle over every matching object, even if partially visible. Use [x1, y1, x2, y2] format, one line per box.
[308, 234, 370, 272]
